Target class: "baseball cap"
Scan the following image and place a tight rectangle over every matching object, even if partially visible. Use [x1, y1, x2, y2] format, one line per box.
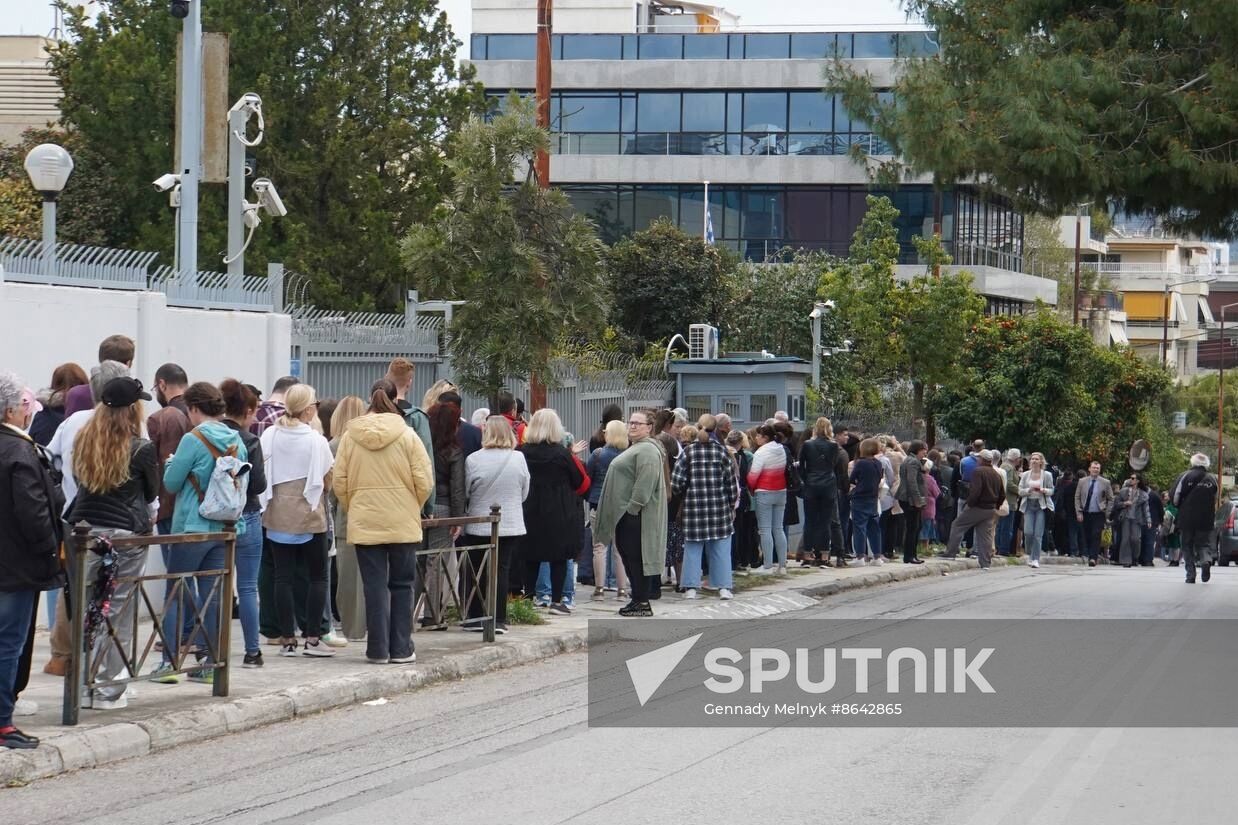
[101, 377, 152, 408]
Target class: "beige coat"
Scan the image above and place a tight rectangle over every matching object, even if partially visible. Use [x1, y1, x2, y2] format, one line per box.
[333, 413, 433, 546]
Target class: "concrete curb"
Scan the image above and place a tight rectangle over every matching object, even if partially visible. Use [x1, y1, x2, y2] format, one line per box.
[0, 559, 999, 786]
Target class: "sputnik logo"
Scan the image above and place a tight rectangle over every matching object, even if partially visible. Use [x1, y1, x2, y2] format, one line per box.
[625, 633, 702, 707]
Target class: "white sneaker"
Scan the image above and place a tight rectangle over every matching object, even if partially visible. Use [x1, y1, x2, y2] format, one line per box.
[683, 588, 698, 599]
[13, 698, 37, 716]
[719, 588, 733, 601]
[777, 565, 787, 575]
[875, 557, 886, 566]
[754, 567, 772, 575]
[302, 639, 336, 657]
[856, 557, 869, 567]
[1030, 560, 1040, 568]
[80, 693, 128, 710]
[320, 632, 348, 648]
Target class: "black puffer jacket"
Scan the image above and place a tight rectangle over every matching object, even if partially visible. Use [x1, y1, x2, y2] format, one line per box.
[1172, 466, 1218, 534]
[0, 425, 66, 591]
[67, 437, 160, 534]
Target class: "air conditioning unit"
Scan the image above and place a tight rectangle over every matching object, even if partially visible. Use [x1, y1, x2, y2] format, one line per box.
[689, 324, 720, 360]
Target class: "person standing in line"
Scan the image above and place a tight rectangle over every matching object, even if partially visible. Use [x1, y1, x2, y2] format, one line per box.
[1052, 469, 1078, 556]
[29, 363, 88, 447]
[943, 450, 1004, 567]
[250, 376, 300, 436]
[588, 420, 628, 601]
[1143, 480, 1162, 567]
[67, 377, 160, 708]
[41, 360, 131, 677]
[459, 416, 530, 633]
[1075, 461, 1115, 568]
[588, 404, 624, 453]
[438, 391, 481, 460]
[1114, 475, 1151, 568]
[259, 384, 336, 659]
[327, 396, 368, 641]
[518, 410, 589, 615]
[799, 417, 847, 567]
[848, 438, 884, 565]
[653, 412, 684, 593]
[920, 458, 940, 552]
[727, 430, 760, 572]
[1170, 454, 1217, 584]
[0, 373, 64, 748]
[897, 440, 928, 565]
[672, 415, 738, 601]
[748, 424, 789, 574]
[333, 386, 432, 662]
[594, 409, 668, 617]
[153, 382, 249, 684]
[1017, 452, 1054, 569]
[878, 437, 904, 560]
[418, 399, 467, 630]
[147, 363, 192, 646]
[997, 449, 1022, 555]
[63, 335, 136, 417]
[219, 380, 269, 667]
[495, 390, 527, 445]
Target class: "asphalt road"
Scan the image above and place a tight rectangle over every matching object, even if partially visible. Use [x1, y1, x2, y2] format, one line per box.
[6, 564, 1236, 825]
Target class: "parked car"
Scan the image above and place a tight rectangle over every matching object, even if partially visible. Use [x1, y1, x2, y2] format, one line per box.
[1215, 498, 1238, 565]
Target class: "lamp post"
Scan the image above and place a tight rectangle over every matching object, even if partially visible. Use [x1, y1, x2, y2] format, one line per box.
[23, 143, 74, 278]
[1217, 301, 1238, 499]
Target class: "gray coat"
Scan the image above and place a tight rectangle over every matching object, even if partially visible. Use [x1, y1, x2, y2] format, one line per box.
[1074, 474, 1115, 516]
[897, 453, 927, 508]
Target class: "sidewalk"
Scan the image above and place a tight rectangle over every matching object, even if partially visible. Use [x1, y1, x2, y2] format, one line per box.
[1, 555, 989, 784]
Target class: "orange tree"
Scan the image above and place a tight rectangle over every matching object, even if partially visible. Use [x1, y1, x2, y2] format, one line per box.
[933, 309, 1171, 471]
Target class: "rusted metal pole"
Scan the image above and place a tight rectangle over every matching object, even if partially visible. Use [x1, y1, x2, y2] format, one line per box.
[530, 0, 553, 411]
[62, 522, 91, 726]
[535, 0, 553, 189]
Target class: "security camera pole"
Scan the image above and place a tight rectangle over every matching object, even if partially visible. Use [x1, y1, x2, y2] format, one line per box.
[227, 94, 263, 284]
[177, 0, 203, 280]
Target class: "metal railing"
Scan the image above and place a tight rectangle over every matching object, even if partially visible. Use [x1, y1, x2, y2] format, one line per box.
[416, 507, 502, 642]
[63, 522, 236, 726]
[0, 235, 283, 313]
[552, 131, 892, 157]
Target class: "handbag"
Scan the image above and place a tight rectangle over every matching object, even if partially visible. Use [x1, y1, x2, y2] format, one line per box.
[783, 445, 803, 497]
[997, 498, 1011, 517]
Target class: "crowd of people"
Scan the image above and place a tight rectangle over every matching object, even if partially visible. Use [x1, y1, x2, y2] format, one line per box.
[0, 334, 1222, 750]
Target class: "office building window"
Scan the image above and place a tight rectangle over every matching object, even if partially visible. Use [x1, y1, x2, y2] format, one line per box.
[744, 33, 791, 59]
[791, 33, 836, 59]
[852, 33, 898, 58]
[638, 34, 683, 59]
[684, 35, 728, 59]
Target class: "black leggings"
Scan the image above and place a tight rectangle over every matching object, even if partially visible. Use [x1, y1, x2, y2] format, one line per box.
[270, 533, 329, 639]
[616, 512, 650, 602]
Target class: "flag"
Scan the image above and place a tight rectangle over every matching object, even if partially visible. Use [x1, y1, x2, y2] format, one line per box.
[705, 208, 715, 245]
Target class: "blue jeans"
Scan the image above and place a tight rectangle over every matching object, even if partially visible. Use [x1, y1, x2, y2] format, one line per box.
[997, 510, 1017, 554]
[754, 489, 789, 568]
[236, 511, 263, 655]
[1023, 506, 1046, 561]
[162, 540, 225, 665]
[536, 560, 576, 605]
[0, 590, 35, 727]
[851, 497, 882, 559]
[683, 536, 734, 590]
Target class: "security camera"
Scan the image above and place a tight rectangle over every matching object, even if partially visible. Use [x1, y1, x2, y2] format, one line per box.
[169, 0, 190, 20]
[242, 206, 261, 229]
[251, 178, 287, 217]
[244, 153, 257, 178]
[152, 173, 180, 192]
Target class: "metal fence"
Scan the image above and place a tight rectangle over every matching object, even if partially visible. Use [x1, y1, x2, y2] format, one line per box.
[0, 235, 281, 312]
[63, 523, 236, 726]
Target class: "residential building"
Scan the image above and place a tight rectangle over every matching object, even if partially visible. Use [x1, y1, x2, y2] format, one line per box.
[0, 36, 59, 144]
[468, 0, 1058, 314]
[1071, 215, 1224, 377]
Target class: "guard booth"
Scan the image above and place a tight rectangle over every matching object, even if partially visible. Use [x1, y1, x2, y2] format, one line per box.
[668, 353, 812, 427]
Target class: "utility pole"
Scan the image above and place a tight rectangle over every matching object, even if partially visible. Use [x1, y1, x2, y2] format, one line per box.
[530, 0, 553, 411]
[1073, 204, 1082, 327]
[177, 0, 202, 279]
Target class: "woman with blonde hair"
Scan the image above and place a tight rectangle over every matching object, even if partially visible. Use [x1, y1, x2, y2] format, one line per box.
[671, 414, 737, 600]
[259, 383, 335, 658]
[67, 377, 159, 708]
[459, 416, 530, 632]
[588, 419, 629, 601]
[518, 409, 589, 614]
[328, 396, 367, 639]
[798, 416, 848, 567]
[1018, 452, 1055, 569]
[334, 386, 432, 663]
[421, 379, 458, 413]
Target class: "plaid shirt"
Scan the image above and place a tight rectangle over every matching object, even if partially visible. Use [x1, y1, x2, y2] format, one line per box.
[671, 439, 739, 541]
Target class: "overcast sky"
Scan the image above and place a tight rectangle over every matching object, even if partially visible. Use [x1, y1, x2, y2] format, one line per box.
[6, 1, 917, 50]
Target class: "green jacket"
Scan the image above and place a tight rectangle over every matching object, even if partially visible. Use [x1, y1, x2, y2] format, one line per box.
[402, 404, 436, 516]
[594, 438, 668, 577]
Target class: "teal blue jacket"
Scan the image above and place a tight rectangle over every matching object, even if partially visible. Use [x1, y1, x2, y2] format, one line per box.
[163, 421, 249, 535]
[401, 404, 436, 516]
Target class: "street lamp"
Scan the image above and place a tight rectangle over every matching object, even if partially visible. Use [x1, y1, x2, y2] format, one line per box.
[1216, 301, 1238, 499]
[23, 143, 74, 278]
[1162, 276, 1217, 370]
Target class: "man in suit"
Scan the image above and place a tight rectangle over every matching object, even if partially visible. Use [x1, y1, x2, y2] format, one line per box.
[1075, 461, 1115, 567]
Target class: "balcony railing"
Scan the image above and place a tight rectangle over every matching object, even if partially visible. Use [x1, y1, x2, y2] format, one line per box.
[552, 131, 893, 157]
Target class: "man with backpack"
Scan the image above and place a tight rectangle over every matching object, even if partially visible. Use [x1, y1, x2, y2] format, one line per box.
[1170, 453, 1218, 584]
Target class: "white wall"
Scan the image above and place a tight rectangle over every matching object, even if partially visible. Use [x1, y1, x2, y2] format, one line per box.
[0, 281, 291, 399]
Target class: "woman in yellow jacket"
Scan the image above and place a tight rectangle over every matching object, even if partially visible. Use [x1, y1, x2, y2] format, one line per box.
[333, 381, 433, 664]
